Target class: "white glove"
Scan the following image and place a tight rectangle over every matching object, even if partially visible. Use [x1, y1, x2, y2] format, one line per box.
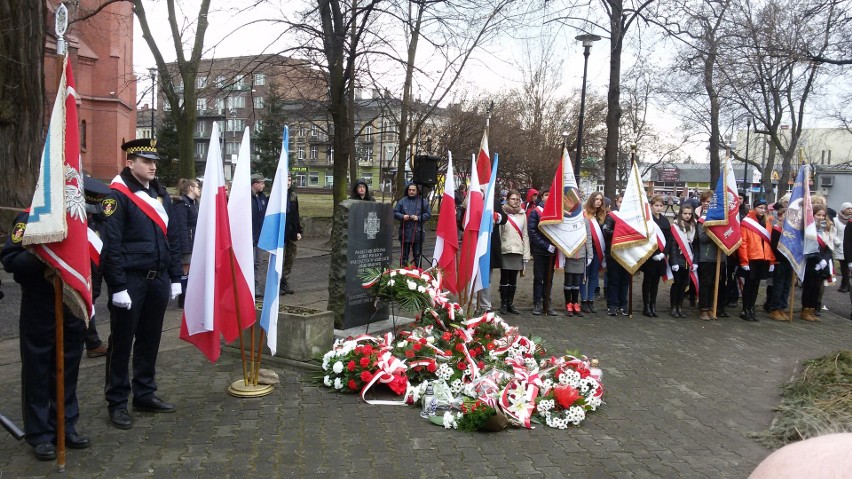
[848, 262, 851, 269]
[601, 260, 606, 269]
[815, 259, 827, 271]
[769, 264, 775, 273]
[741, 265, 750, 272]
[112, 290, 132, 310]
[586, 257, 592, 266]
[671, 264, 680, 272]
[547, 245, 556, 254]
[170, 283, 182, 300]
[652, 253, 665, 261]
[691, 264, 698, 272]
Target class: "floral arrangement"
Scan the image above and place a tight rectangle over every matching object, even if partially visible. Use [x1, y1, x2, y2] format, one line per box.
[317, 266, 606, 432]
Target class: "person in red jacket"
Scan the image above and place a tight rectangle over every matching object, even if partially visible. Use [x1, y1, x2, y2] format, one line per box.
[738, 198, 776, 321]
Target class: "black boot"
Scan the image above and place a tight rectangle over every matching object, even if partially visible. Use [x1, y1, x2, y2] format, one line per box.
[506, 286, 520, 314]
[499, 286, 509, 314]
[649, 303, 658, 317]
[587, 299, 596, 313]
[532, 301, 543, 316]
[545, 300, 559, 316]
[581, 301, 591, 313]
[643, 303, 652, 317]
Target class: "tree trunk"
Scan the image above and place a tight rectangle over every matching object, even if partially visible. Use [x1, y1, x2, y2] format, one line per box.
[603, 3, 624, 199]
[0, 0, 45, 221]
[704, 46, 721, 188]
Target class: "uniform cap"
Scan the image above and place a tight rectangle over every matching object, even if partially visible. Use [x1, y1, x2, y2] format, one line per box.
[121, 138, 160, 161]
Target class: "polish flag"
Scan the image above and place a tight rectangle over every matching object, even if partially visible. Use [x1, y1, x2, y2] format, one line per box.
[433, 152, 459, 294]
[458, 148, 484, 300]
[180, 122, 255, 362]
[475, 129, 491, 185]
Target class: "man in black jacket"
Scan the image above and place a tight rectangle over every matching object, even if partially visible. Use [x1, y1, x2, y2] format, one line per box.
[280, 175, 302, 294]
[101, 138, 183, 430]
[251, 173, 269, 297]
[528, 189, 558, 316]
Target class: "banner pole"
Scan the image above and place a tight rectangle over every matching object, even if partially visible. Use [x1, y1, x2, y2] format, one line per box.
[54, 275, 66, 470]
[227, 249, 249, 384]
[712, 249, 721, 319]
[788, 273, 795, 322]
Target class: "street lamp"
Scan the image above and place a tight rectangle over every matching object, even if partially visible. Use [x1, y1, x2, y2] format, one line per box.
[743, 116, 751, 198]
[574, 33, 601, 177]
[148, 67, 157, 139]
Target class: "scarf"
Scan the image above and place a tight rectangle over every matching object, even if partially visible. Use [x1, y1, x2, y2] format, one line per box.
[503, 203, 522, 215]
[838, 210, 851, 226]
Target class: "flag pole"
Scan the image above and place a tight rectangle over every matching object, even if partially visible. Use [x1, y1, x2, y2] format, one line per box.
[53, 7, 69, 469]
[712, 249, 721, 319]
[228, 249, 250, 384]
[53, 275, 66, 470]
[254, 330, 266, 385]
[788, 274, 795, 322]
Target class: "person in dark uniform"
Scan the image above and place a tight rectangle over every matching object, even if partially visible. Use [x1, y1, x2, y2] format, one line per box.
[102, 138, 183, 429]
[171, 178, 200, 307]
[251, 173, 270, 297]
[640, 195, 672, 317]
[84, 176, 111, 358]
[2, 214, 95, 460]
[281, 175, 302, 295]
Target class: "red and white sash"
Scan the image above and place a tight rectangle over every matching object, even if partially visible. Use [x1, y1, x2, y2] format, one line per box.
[110, 175, 169, 235]
[653, 221, 674, 282]
[588, 216, 606, 261]
[741, 216, 771, 244]
[671, 224, 698, 293]
[506, 214, 524, 240]
[88, 227, 103, 267]
[817, 235, 836, 283]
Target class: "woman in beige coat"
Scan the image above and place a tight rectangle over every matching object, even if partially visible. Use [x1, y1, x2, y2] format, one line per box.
[499, 190, 532, 314]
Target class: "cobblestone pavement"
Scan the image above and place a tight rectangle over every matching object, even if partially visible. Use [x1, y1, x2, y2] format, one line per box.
[1, 238, 850, 478]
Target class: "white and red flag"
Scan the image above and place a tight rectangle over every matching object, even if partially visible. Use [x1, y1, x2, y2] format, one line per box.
[458, 134, 486, 299]
[180, 122, 256, 362]
[703, 157, 742, 255]
[23, 55, 93, 321]
[538, 148, 587, 257]
[610, 161, 658, 273]
[432, 151, 459, 294]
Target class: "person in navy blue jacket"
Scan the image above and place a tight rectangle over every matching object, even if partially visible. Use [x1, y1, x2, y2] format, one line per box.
[528, 189, 558, 316]
[394, 183, 431, 267]
[101, 138, 183, 430]
[250, 173, 269, 296]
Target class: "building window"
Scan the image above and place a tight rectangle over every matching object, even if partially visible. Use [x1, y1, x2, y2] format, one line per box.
[325, 174, 334, 188]
[310, 145, 318, 160]
[233, 75, 244, 90]
[254, 72, 265, 86]
[175, 81, 184, 92]
[196, 142, 208, 158]
[231, 96, 246, 109]
[216, 76, 225, 88]
[253, 96, 264, 109]
[328, 146, 335, 164]
[299, 125, 307, 137]
[364, 147, 373, 161]
[80, 120, 87, 148]
[197, 77, 207, 89]
[295, 174, 306, 187]
[226, 119, 245, 132]
[309, 172, 319, 186]
[384, 146, 395, 165]
[311, 124, 318, 137]
[364, 124, 373, 142]
[196, 98, 207, 111]
[298, 145, 305, 160]
[216, 98, 224, 112]
[196, 121, 207, 137]
[254, 119, 264, 131]
[363, 173, 373, 186]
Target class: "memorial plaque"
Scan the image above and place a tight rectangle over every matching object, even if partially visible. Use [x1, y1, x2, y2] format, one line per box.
[343, 201, 394, 328]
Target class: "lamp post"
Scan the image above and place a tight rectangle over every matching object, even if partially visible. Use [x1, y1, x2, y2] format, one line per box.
[743, 116, 751, 198]
[148, 67, 157, 139]
[574, 33, 601, 177]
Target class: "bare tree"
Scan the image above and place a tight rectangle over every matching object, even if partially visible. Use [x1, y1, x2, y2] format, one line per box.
[0, 1, 44, 221]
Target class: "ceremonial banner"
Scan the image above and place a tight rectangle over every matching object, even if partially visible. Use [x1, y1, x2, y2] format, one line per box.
[473, 155, 499, 295]
[703, 158, 742, 255]
[458, 147, 485, 299]
[24, 55, 93, 320]
[611, 161, 657, 274]
[539, 148, 587, 257]
[778, 164, 817, 281]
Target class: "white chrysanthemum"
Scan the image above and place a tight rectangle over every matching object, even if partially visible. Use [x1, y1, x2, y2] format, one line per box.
[462, 383, 477, 398]
[569, 405, 586, 423]
[542, 378, 554, 391]
[397, 341, 407, 348]
[387, 279, 396, 287]
[450, 379, 463, 394]
[436, 363, 454, 381]
[323, 375, 332, 387]
[390, 271, 397, 277]
[579, 382, 590, 394]
[426, 336, 435, 344]
[524, 357, 537, 369]
[332, 361, 344, 374]
[442, 411, 459, 429]
[537, 399, 555, 413]
[587, 396, 602, 410]
[407, 280, 417, 290]
[333, 378, 343, 390]
[417, 285, 426, 293]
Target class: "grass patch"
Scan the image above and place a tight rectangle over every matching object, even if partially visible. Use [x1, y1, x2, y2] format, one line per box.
[751, 350, 852, 449]
[296, 192, 396, 218]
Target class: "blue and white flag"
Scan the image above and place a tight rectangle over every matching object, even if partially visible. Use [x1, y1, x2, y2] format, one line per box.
[778, 164, 817, 281]
[257, 127, 289, 355]
[473, 154, 499, 294]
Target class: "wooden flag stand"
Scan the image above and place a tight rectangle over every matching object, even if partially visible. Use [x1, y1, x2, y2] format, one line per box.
[54, 276, 67, 471]
[226, 250, 273, 398]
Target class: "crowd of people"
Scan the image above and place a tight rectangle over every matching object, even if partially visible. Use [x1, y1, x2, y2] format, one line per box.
[441, 184, 852, 323]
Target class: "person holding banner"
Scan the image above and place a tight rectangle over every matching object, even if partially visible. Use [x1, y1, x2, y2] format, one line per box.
[562, 219, 593, 317]
[696, 206, 729, 320]
[800, 205, 835, 322]
[640, 195, 672, 317]
[767, 208, 793, 321]
[102, 138, 183, 429]
[668, 205, 698, 318]
[737, 198, 776, 322]
[499, 190, 531, 314]
[602, 212, 629, 316]
[581, 192, 607, 313]
[528, 189, 558, 316]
